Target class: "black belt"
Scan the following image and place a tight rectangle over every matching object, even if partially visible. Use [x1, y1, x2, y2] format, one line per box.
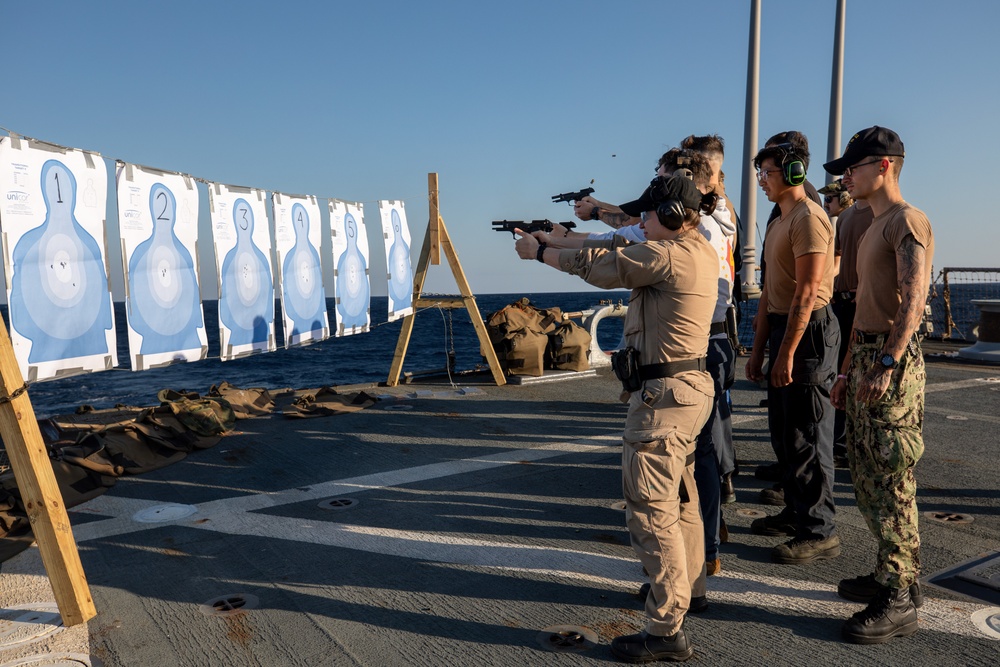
[709, 321, 727, 336]
[853, 330, 921, 346]
[638, 357, 707, 380]
[853, 330, 895, 345]
[767, 304, 833, 328]
[834, 291, 856, 303]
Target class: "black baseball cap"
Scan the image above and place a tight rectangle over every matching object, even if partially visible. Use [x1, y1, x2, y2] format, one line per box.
[620, 173, 702, 217]
[824, 126, 905, 176]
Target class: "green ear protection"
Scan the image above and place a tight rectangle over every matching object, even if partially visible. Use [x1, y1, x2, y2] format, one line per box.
[774, 142, 806, 186]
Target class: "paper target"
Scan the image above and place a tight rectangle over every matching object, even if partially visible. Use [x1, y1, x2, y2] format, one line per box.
[330, 199, 370, 336]
[273, 193, 329, 348]
[118, 164, 207, 370]
[210, 185, 275, 360]
[0, 139, 116, 381]
[378, 200, 413, 322]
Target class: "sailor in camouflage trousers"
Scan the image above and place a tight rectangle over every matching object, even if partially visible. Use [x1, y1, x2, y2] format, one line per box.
[826, 126, 934, 644]
[845, 336, 924, 586]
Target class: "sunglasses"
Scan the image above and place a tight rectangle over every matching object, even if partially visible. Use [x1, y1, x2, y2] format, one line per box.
[824, 195, 835, 203]
[843, 158, 890, 176]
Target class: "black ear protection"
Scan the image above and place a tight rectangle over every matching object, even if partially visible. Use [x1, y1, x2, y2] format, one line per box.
[774, 142, 806, 186]
[656, 200, 686, 230]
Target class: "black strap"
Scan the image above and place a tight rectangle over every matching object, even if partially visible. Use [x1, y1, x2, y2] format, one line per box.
[768, 304, 833, 328]
[709, 321, 727, 336]
[853, 330, 881, 344]
[638, 357, 707, 380]
[834, 291, 856, 302]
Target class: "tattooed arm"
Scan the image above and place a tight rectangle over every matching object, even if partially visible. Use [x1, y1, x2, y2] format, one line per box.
[572, 196, 639, 230]
[770, 252, 827, 388]
[856, 233, 928, 403]
[598, 209, 638, 230]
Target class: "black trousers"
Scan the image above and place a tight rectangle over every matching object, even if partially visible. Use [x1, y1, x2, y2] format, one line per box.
[766, 306, 840, 539]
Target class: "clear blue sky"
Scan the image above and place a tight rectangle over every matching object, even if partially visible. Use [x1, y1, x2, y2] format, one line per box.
[2, 0, 996, 297]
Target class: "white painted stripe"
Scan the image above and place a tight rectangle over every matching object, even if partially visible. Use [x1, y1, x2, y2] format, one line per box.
[71, 436, 620, 542]
[194, 514, 997, 641]
[925, 377, 999, 393]
[926, 406, 1000, 424]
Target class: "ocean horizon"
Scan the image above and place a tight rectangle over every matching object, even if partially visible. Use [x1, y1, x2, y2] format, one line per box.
[3, 281, 995, 418]
[8, 292, 630, 418]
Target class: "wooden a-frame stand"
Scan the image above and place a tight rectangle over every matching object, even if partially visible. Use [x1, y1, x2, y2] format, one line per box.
[0, 324, 95, 626]
[387, 173, 506, 387]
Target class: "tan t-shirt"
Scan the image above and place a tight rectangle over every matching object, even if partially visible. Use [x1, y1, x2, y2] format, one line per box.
[762, 198, 835, 314]
[833, 203, 875, 293]
[854, 201, 935, 333]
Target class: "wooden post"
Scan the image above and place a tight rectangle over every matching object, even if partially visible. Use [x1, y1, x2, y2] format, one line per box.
[0, 325, 95, 626]
[428, 173, 441, 266]
[387, 173, 506, 387]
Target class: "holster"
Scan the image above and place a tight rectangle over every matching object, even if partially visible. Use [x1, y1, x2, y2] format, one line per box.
[611, 347, 642, 393]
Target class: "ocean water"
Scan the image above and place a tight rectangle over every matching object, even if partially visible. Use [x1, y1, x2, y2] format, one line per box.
[732, 282, 998, 347]
[12, 292, 629, 417]
[7, 282, 996, 418]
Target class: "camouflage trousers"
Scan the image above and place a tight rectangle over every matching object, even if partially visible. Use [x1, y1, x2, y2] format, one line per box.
[846, 336, 925, 589]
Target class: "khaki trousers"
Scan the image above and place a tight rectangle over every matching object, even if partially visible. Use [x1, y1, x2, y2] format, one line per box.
[623, 376, 712, 636]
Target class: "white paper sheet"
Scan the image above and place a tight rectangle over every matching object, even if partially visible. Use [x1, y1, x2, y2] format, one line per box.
[378, 200, 413, 322]
[209, 184, 275, 360]
[0, 137, 117, 381]
[117, 162, 207, 370]
[272, 192, 329, 347]
[329, 199, 371, 336]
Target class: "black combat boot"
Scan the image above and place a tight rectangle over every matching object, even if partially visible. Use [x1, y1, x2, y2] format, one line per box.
[838, 572, 924, 608]
[841, 585, 918, 644]
[611, 629, 694, 662]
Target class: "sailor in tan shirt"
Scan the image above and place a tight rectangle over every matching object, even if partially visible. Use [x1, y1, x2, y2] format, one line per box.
[745, 140, 841, 566]
[825, 126, 934, 644]
[513, 173, 717, 663]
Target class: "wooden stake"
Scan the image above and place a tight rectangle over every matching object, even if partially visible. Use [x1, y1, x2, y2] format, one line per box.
[0, 325, 95, 626]
[387, 173, 506, 386]
[428, 173, 441, 266]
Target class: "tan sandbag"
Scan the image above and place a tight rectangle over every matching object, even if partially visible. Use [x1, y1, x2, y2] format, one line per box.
[207, 382, 275, 418]
[281, 387, 377, 419]
[157, 390, 236, 436]
[548, 321, 592, 371]
[99, 427, 188, 475]
[47, 406, 146, 436]
[131, 407, 222, 450]
[486, 298, 562, 343]
[484, 298, 565, 376]
[56, 433, 125, 477]
[498, 328, 548, 376]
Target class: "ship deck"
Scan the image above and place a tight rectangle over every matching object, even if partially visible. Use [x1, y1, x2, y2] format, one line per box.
[1, 346, 998, 666]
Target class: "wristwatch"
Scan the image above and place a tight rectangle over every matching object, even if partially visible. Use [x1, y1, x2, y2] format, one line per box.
[535, 242, 547, 263]
[878, 353, 897, 370]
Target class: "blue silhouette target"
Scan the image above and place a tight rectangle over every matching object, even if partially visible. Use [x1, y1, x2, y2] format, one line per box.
[336, 212, 369, 329]
[10, 159, 113, 363]
[387, 208, 412, 312]
[281, 203, 326, 339]
[219, 198, 273, 347]
[127, 183, 203, 354]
